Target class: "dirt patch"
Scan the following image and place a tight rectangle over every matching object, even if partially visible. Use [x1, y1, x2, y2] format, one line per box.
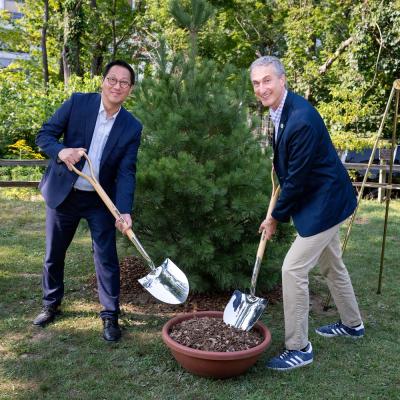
[169, 316, 263, 352]
[18, 273, 42, 279]
[354, 216, 370, 225]
[387, 236, 400, 243]
[309, 293, 337, 316]
[30, 330, 53, 343]
[89, 256, 283, 314]
[19, 353, 42, 360]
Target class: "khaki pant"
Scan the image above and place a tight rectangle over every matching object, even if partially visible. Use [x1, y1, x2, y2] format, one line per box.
[282, 222, 362, 350]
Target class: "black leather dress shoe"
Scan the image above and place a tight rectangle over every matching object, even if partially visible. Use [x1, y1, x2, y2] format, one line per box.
[103, 318, 121, 342]
[33, 305, 60, 327]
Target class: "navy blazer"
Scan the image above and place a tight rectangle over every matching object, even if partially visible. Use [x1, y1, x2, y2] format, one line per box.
[271, 91, 356, 237]
[36, 93, 142, 213]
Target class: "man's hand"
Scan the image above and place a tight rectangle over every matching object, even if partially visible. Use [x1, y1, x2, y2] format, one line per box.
[258, 215, 278, 240]
[58, 147, 87, 171]
[116, 214, 132, 235]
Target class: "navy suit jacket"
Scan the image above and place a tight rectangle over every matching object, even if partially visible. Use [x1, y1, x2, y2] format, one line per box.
[36, 93, 142, 213]
[271, 91, 356, 237]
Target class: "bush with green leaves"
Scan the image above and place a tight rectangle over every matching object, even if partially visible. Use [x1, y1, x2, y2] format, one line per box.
[0, 67, 101, 157]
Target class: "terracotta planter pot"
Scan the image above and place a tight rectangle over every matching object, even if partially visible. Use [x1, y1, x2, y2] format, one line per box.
[162, 311, 271, 379]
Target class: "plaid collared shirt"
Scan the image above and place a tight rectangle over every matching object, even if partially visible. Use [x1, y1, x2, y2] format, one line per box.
[269, 90, 288, 143]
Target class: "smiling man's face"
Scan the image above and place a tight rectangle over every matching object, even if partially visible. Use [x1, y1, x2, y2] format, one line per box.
[101, 65, 133, 109]
[250, 64, 286, 110]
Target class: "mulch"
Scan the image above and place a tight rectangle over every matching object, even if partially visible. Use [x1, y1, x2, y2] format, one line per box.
[88, 255, 282, 314]
[169, 316, 264, 352]
[88, 256, 336, 352]
[88, 256, 282, 351]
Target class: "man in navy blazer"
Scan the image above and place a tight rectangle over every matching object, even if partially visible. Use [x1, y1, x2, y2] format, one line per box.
[252, 56, 364, 370]
[33, 60, 142, 341]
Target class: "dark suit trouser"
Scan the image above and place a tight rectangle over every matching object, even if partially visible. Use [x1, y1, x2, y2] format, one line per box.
[42, 189, 119, 319]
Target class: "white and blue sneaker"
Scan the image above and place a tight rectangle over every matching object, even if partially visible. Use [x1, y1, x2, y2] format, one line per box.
[315, 321, 364, 339]
[266, 342, 313, 371]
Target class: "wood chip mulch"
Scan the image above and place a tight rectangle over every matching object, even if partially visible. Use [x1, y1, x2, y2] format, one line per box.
[88, 256, 282, 314]
[86, 256, 281, 351]
[169, 316, 264, 352]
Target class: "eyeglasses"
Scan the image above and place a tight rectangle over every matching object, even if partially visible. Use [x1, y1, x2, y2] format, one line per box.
[106, 77, 131, 89]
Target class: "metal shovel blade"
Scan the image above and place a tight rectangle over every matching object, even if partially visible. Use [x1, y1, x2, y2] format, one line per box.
[223, 173, 279, 331]
[223, 290, 268, 331]
[138, 258, 189, 305]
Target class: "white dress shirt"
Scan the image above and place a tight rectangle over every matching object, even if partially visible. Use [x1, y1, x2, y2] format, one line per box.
[74, 100, 120, 191]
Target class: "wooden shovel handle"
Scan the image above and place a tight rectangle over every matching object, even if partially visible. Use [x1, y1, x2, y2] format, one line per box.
[256, 170, 280, 260]
[70, 153, 126, 224]
[249, 171, 280, 296]
[69, 152, 154, 268]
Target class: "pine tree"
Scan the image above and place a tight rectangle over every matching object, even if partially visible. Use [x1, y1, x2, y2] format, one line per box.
[132, 0, 293, 293]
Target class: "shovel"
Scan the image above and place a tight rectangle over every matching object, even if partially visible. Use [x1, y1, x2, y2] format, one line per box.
[70, 152, 189, 305]
[223, 171, 280, 330]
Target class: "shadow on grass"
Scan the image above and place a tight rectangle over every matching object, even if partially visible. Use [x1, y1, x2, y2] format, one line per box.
[1, 306, 172, 400]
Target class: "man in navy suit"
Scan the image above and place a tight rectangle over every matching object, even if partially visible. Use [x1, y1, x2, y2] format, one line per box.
[251, 56, 364, 370]
[33, 60, 142, 341]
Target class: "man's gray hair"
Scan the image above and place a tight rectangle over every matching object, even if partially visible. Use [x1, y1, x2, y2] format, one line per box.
[250, 56, 286, 77]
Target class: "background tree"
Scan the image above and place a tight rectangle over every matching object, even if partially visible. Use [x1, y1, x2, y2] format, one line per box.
[61, 0, 84, 85]
[1, 0, 399, 155]
[199, 0, 283, 67]
[87, 0, 107, 76]
[314, 0, 400, 150]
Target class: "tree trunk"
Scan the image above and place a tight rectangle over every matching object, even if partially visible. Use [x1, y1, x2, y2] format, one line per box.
[91, 50, 104, 77]
[62, 19, 71, 87]
[58, 55, 64, 85]
[111, 0, 117, 60]
[62, 1, 84, 86]
[90, 0, 105, 77]
[41, 0, 49, 90]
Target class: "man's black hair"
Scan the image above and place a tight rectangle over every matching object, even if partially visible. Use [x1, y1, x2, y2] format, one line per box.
[103, 60, 135, 86]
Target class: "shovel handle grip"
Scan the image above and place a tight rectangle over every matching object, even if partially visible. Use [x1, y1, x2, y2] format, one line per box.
[70, 153, 123, 221]
[70, 152, 156, 270]
[256, 184, 280, 260]
[69, 151, 94, 180]
[249, 173, 280, 296]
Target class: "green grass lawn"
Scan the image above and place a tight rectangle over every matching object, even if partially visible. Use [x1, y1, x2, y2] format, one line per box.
[0, 190, 399, 400]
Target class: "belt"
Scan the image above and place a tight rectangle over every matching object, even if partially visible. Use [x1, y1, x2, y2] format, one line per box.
[72, 187, 96, 194]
